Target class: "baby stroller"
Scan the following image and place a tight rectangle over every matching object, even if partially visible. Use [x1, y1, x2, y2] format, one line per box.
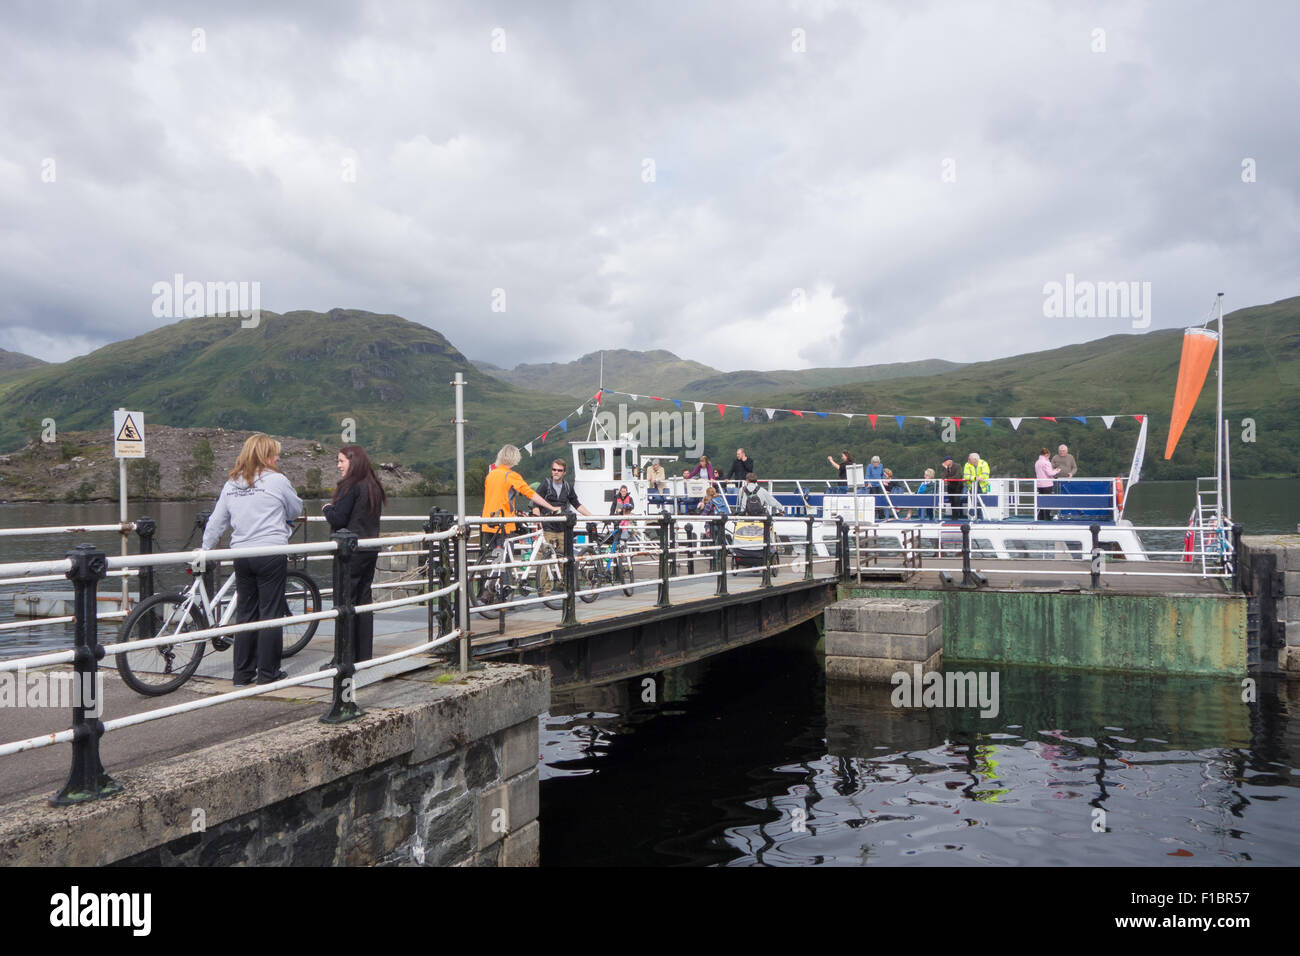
[727, 496, 780, 575]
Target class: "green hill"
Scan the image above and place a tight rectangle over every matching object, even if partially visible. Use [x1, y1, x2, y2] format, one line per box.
[0, 310, 580, 476]
[564, 296, 1300, 482]
[473, 349, 717, 398]
[679, 359, 966, 397]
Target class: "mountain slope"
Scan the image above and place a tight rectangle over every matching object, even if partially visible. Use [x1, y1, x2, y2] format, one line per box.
[474, 349, 718, 398]
[0, 310, 579, 467]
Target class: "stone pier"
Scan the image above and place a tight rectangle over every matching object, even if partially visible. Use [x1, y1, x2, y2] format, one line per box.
[824, 597, 943, 681]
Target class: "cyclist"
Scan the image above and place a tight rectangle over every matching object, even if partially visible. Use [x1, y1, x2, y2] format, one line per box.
[533, 458, 594, 593]
[201, 434, 303, 686]
[482, 444, 560, 552]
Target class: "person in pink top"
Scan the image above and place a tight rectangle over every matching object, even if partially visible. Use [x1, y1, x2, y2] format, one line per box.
[1035, 447, 1059, 521]
[685, 455, 717, 481]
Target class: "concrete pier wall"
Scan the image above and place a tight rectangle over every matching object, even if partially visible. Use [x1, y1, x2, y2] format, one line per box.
[0, 663, 548, 867]
[842, 586, 1246, 677]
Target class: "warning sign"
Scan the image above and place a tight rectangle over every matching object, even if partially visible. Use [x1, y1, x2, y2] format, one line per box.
[114, 410, 145, 459]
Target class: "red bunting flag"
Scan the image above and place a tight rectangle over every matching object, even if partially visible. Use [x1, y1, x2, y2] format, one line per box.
[868, 414, 877, 430]
[790, 409, 803, 417]
[953, 417, 963, 430]
[651, 396, 664, 402]
[1041, 416, 1057, 422]
[716, 404, 726, 419]
[1134, 414, 1144, 423]
[540, 430, 549, 444]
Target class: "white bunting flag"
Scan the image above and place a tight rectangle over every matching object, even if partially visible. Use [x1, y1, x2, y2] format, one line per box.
[630, 394, 638, 401]
[1009, 417, 1023, 431]
[841, 413, 853, 419]
[693, 402, 703, 413]
[765, 408, 776, 420]
[922, 416, 935, 423]
[1102, 416, 1115, 429]
[524, 442, 533, 456]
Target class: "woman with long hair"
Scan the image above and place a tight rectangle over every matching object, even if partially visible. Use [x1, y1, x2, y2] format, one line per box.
[202, 434, 304, 685]
[323, 445, 386, 662]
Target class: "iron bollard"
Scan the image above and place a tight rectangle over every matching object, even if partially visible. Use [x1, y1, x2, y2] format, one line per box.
[761, 515, 773, 588]
[668, 516, 678, 577]
[1089, 523, 1102, 589]
[322, 530, 364, 724]
[52, 545, 122, 806]
[562, 512, 579, 627]
[805, 515, 815, 581]
[715, 518, 728, 595]
[656, 514, 671, 608]
[684, 522, 695, 576]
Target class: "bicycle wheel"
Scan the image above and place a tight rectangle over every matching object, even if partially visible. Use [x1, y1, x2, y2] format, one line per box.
[469, 554, 507, 619]
[115, 592, 207, 696]
[617, 551, 636, 596]
[536, 563, 565, 611]
[281, 570, 321, 657]
[576, 549, 600, 603]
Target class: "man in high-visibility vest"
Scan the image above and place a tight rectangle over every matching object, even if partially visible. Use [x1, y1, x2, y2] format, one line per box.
[964, 452, 991, 495]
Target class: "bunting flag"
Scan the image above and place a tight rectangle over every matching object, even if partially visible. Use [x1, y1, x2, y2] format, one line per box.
[524, 441, 533, 456]
[587, 387, 1144, 437]
[540, 430, 549, 444]
[1164, 328, 1217, 459]
[559, 419, 567, 432]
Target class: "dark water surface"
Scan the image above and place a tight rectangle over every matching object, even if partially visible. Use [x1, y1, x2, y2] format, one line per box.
[540, 627, 1300, 866]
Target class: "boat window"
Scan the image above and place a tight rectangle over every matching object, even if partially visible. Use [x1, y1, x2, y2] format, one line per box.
[613, 447, 622, 480]
[578, 449, 605, 471]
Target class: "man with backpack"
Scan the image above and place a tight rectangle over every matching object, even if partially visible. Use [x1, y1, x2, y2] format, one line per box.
[533, 458, 593, 593]
[738, 474, 783, 515]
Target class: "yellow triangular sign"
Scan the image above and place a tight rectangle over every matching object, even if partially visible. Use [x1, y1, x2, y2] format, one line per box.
[116, 414, 142, 443]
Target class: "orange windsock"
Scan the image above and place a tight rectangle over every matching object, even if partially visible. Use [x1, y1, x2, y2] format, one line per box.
[1163, 327, 1218, 459]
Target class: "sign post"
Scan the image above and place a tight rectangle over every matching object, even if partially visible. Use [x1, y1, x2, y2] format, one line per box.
[113, 410, 145, 606]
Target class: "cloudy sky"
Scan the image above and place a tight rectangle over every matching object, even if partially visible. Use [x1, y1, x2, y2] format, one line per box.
[2, 0, 1297, 371]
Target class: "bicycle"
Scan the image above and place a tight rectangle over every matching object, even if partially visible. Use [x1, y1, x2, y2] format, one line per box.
[574, 525, 636, 599]
[115, 531, 323, 696]
[468, 510, 567, 619]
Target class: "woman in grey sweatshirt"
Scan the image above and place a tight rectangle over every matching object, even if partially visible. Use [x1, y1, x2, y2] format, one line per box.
[202, 434, 303, 685]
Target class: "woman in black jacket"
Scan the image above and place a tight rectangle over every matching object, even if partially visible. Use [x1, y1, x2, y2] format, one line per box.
[322, 445, 386, 662]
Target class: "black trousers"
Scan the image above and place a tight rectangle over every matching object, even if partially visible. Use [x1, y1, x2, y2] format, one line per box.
[1036, 486, 1054, 521]
[232, 554, 287, 683]
[342, 550, 380, 662]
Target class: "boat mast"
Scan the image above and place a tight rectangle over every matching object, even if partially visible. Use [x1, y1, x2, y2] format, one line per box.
[1216, 292, 1225, 523]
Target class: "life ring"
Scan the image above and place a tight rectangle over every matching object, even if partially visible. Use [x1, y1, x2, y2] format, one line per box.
[1114, 477, 1125, 509]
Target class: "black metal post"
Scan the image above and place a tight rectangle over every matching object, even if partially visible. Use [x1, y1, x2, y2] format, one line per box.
[1230, 523, 1244, 592]
[133, 516, 156, 605]
[761, 515, 773, 588]
[804, 516, 814, 581]
[52, 545, 122, 806]
[668, 516, 678, 577]
[426, 508, 454, 646]
[961, 522, 974, 586]
[656, 514, 671, 608]
[562, 512, 578, 627]
[322, 530, 364, 723]
[1090, 523, 1102, 589]
[685, 523, 695, 576]
[715, 518, 728, 595]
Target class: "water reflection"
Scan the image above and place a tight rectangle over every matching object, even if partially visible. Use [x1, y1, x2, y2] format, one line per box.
[539, 631, 1300, 866]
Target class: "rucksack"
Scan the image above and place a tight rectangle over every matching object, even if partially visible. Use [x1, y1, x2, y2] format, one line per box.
[743, 490, 766, 516]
